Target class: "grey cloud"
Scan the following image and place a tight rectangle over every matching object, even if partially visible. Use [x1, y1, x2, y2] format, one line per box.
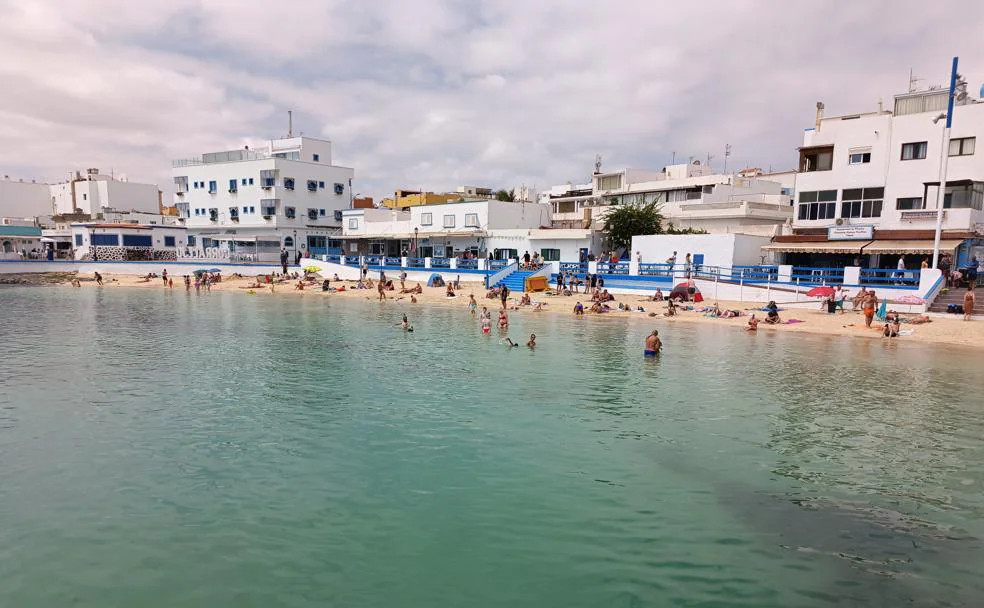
[2, 0, 984, 197]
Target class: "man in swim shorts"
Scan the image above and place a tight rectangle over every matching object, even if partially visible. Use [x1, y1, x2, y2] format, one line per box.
[644, 329, 661, 356]
[863, 290, 878, 328]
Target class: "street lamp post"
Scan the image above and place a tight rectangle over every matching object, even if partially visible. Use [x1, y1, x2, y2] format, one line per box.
[931, 56, 960, 269]
[293, 229, 298, 265]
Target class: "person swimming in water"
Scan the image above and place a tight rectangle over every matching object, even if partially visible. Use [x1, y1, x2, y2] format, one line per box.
[503, 337, 519, 347]
[526, 333, 536, 348]
[644, 329, 661, 356]
[400, 314, 413, 332]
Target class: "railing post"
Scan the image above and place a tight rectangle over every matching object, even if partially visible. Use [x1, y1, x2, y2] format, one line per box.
[766, 276, 771, 302]
[424, 257, 432, 269]
[714, 274, 719, 301]
[795, 278, 800, 302]
[739, 276, 744, 303]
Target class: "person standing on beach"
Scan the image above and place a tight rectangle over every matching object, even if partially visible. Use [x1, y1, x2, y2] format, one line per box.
[162, 268, 168, 286]
[500, 284, 509, 308]
[94, 271, 103, 286]
[644, 330, 661, 356]
[378, 280, 387, 302]
[863, 291, 878, 328]
[964, 286, 976, 321]
[280, 248, 289, 275]
[399, 270, 407, 290]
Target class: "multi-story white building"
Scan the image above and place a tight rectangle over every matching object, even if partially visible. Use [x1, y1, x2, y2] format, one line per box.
[543, 162, 793, 236]
[770, 85, 984, 268]
[338, 199, 591, 260]
[1, 170, 160, 222]
[172, 136, 354, 261]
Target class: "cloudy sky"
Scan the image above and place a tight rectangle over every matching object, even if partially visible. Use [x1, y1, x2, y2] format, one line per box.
[2, 0, 983, 198]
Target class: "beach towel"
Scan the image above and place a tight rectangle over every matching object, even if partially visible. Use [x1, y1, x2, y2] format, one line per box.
[898, 329, 914, 337]
[784, 319, 805, 324]
[875, 300, 888, 322]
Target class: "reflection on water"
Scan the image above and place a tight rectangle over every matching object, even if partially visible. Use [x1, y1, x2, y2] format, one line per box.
[1, 286, 983, 607]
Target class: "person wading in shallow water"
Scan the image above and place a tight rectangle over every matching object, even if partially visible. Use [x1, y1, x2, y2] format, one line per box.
[644, 329, 661, 356]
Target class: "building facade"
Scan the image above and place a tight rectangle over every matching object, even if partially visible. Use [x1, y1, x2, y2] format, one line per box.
[770, 85, 984, 268]
[71, 223, 189, 261]
[543, 163, 793, 236]
[172, 136, 354, 261]
[1, 170, 160, 222]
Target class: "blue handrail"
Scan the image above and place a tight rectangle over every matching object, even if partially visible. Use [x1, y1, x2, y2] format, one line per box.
[458, 259, 478, 269]
[431, 257, 451, 268]
[407, 257, 426, 268]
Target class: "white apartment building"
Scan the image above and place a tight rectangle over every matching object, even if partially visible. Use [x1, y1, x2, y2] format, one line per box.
[340, 199, 561, 258]
[172, 136, 354, 261]
[0, 170, 160, 222]
[771, 85, 984, 268]
[543, 162, 793, 236]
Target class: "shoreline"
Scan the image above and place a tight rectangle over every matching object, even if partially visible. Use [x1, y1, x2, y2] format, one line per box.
[16, 271, 984, 351]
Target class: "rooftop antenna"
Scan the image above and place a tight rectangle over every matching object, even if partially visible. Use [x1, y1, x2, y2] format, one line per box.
[706, 152, 714, 169]
[671, 151, 676, 164]
[288, 110, 293, 138]
[594, 154, 602, 174]
[908, 68, 923, 93]
[724, 144, 732, 174]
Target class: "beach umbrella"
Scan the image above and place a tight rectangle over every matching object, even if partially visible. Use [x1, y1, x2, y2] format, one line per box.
[806, 286, 835, 298]
[207, 268, 221, 273]
[303, 265, 321, 273]
[896, 294, 925, 304]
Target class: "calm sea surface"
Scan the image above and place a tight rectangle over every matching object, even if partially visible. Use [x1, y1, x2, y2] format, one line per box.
[1, 286, 983, 607]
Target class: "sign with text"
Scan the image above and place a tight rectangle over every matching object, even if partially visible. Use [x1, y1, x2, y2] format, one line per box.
[827, 225, 873, 241]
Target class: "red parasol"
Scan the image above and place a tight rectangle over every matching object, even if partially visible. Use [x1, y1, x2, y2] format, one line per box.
[806, 286, 835, 298]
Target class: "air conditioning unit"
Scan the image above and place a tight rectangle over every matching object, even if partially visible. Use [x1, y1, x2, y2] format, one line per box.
[835, 218, 845, 225]
[263, 215, 272, 220]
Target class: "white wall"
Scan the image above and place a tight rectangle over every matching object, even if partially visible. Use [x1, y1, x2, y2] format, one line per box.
[631, 233, 771, 267]
[0, 180, 51, 217]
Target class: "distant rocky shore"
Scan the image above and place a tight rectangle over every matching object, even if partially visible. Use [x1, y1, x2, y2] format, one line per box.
[0, 272, 77, 286]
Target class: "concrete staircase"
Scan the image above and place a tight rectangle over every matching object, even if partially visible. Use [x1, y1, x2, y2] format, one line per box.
[928, 288, 971, 313]
[498, 270, 536, 293]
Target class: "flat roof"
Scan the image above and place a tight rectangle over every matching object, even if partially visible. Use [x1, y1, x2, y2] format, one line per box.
[72, 223, 187, 230]
[0, 225, 42, 237]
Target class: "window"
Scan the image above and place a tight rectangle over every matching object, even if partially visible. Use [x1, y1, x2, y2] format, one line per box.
[840, 187, 884, 218]
[285, 206, 296, 219]
[420, 212, 433, 226]
[943, 182, 984, 210]
[262, 178, 275, 188]
[540, 248, 561, 262]
[208, 180, 217, 193]
[164, 236, 176, 247]
[82, 193, 87, 201]
[284, 236, 294, 248]
[241, 178, 247, 186]
[122, 234, 152, 247]
[248, 178, 254, 185]
[443, 214, 455, 228]
[796, 190, 837, 221]
[307, 208, 318, 220]
[249, 206, 255, 214]
[307, 180, 318, 191]
[319, 209, 326, 216]
[848, 152, 871, 165]
[229, 179, 238, 192]
[597, 175, 623, 190]
[901, 141, 928, 160]
[896, 197, 924, 210]
[318, 181, 325, 189]
[313, 154, 320, 162]
[949, 137, 976, 157]
[74, 234, 83, 246]
[334, 183, 345, 195]
[349, 242, 359, 253]
[209, 208, 218, 220]
[284, 178, 295, 190]
[187, 235, 196, 247]
[349, 218, 359, 229]
[799, 146, 833, 172]
[464, 213, 479, 227]
[91, 234, 119, 246]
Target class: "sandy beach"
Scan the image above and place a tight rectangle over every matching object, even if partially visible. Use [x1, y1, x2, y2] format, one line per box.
[52, 270, 984, 350]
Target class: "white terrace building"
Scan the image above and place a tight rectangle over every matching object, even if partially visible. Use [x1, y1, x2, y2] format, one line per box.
[172, 136, 354, 262]
[542, 162, 793, 236]
[340, 199, 597, 261]
[769, 84, 984, 268]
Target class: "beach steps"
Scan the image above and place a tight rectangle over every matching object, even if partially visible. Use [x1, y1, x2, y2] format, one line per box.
[928, 289, 971, 313]
[499, 270, 536, 293]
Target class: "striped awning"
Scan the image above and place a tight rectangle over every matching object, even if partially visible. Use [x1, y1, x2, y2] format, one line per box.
[861, 239, 964, 254]
[762, 241, 868, 254]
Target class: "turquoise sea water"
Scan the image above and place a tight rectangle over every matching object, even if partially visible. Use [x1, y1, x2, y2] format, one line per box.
[1, 285, 983, 607]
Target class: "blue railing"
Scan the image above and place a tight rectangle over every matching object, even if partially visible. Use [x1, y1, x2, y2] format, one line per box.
[308, 247, 327, 256]
[407, 257, 425, 268]
[638, 263, 673, 277]
[489, 259, 510, 271]
[364, 255, 382, 266]
[560, 261, 588, 274]
[731, 265, 779, 282]
[343, 257, 361, 266]
[860, 268, 920, 289]
[458, 258, 478, 269]
[431, 257, 451, 268]
[384, 256, 402, 267]
[791, 267, 844, 285]
[597, 261, 629, 275]
[325, 254, 341, 263]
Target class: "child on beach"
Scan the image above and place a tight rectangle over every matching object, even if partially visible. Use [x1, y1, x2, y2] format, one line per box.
[468, 294, 477, 313]
[574, 301, 584, 316]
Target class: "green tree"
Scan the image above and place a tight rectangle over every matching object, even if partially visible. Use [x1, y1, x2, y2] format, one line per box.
[665, 222, 708, 235]
[602, 202, 665, 250]
[495, 188, 515, 202]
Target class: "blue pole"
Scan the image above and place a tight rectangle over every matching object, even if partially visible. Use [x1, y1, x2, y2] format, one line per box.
[945, 56, 959, 129]
[932, 56, 959, 269]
